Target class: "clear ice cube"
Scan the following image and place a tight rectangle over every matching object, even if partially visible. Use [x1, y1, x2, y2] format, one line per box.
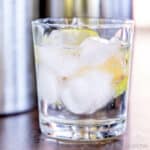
[38, 45, 81, 77]
[80, 37, 120, 66]
[61, 71, 114, 114]
[38, 66, 59, 104]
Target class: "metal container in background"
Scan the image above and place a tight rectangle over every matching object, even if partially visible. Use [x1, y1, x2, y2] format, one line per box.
[44, 0, 74, 18]
[43, 0, 100, 18]
[100, 0, 133, 19]
[43, 0, 132, 19]
[0, 0, 39, 115]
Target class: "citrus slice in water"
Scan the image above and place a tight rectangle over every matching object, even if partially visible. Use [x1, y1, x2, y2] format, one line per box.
[61, 28, 99, 45]
[98, 55, 127, 97]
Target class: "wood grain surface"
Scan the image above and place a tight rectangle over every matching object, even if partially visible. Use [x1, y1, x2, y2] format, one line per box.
[0, 28, 150, 150]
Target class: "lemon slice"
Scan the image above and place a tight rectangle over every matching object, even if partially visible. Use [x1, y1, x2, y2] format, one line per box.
[114, 76, 128, 97]
[97, 55, 128, 97]
[98, 56, 124, 81]
[61, 28, 99, 45]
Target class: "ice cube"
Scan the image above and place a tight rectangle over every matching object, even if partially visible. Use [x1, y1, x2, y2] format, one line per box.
[38, 66, 59, 103]
[45, 29, 98, 49]
[38, 46, 81, 77]
[58, 54, 81, 77]
[46, 30, 78, 49]
[80, 37, 120, 66]
[48, 30, 66, 47]
[61, 70, 115, 114]
[42, 30, 64, 48]
[38, 45, 62, 72]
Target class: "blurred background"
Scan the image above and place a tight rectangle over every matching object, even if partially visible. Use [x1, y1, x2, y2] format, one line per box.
[40, 0, 150, 27]
[0, 0, 150, 118]
[40, 0, 133, 19]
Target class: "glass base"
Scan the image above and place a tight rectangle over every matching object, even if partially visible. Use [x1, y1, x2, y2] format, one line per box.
[40, 116, 126, 142]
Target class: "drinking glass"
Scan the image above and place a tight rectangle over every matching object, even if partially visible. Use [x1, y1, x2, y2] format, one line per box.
[32, 18, 134, 142]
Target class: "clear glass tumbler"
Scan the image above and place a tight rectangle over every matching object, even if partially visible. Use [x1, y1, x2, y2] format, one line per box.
[32, 18, 134, 142]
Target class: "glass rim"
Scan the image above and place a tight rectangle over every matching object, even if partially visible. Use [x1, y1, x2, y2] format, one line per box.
[32, 17, 134, 29]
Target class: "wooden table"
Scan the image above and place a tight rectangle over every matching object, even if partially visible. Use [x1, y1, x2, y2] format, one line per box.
[0, 28, 150, 150]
